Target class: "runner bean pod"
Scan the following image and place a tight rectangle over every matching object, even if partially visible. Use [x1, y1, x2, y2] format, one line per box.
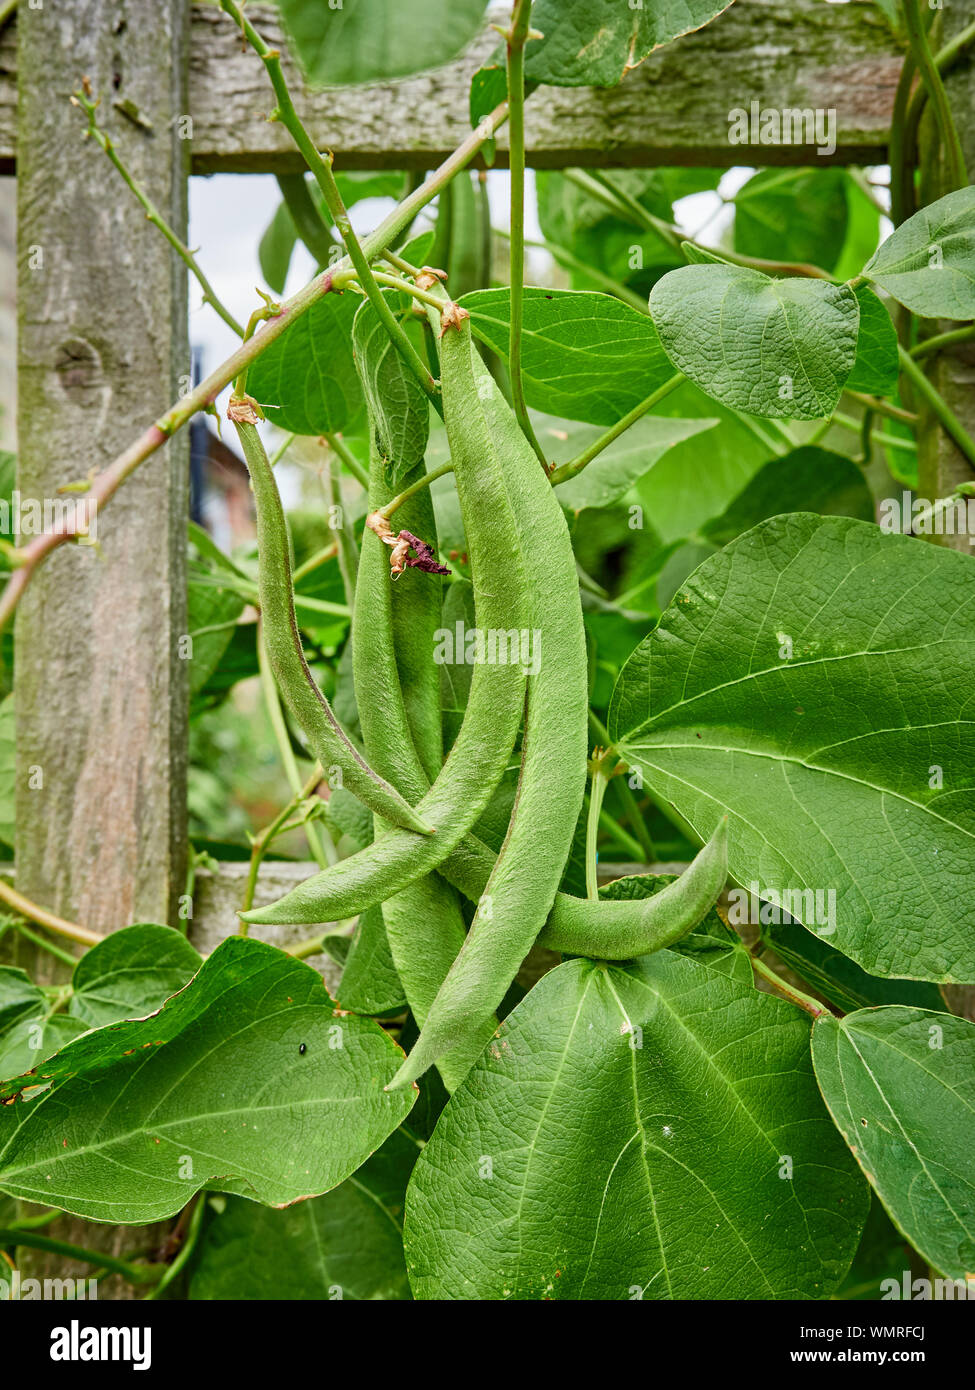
[387, 303, 590, 1088]
[232, 414, 434, 836]
[241, 337, 531, 926]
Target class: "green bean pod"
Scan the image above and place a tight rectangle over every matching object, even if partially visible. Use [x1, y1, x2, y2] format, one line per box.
[353, 435, 496, 1090]
[241, 355, 531, 927]
[387, 306, 589, 1090]
[233, 417, 433, 836]
[539, 818, 728, 956]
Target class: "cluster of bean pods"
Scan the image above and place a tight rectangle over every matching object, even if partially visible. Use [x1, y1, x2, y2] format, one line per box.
[233, 287, 728, 1092]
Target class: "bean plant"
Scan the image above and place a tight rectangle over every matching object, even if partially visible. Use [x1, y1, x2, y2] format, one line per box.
[1, 0, 974, 1303]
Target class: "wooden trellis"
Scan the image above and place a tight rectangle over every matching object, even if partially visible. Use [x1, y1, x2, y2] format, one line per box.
[2, 0, 975, 1295]
[2, 0, 974, 942]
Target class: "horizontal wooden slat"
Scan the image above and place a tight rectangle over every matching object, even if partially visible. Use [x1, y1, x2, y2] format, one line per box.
[0, 0, 939, 175]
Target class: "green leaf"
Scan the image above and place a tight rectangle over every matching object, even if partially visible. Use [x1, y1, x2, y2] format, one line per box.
[609, 514, 975, 983]
[352, 299, 430, 480]
[650, 262, 859, 419]
[760, 919, 947, 1015]
[0, 937, 414, 1222]
[187, 574, 245, 697]
[277, 0, 489, 85]
[0, 968, 86, 1083]
[0, 695, 14, 848]
[404, 953, 866, 1299]
[248, 292, 363, 437]
[461, 287, 675, 426]
[259, 200, 298, 296]
[469, 64, 506, 164]
[525, 0, 733, 87]
[337, 906, 406, 1016]
[733, 168, 850, 274]
[812, 1007, 975, 1283]
[554, 417, 717, 513]
[862, 187, 975, 321]
[699, 447, 874, 548]
[846, 284, 899, 395]
[68, 924, 203, 1029]
[190, 1129, 417, 1300]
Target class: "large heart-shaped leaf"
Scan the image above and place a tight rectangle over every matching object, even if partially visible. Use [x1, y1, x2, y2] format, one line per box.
[404, 953, 867, 1299]
[68, 924, 203, 1029]
[609, 513, 975, 983]
[525, 0, 733, 87]
[190, 1128, 417, 1300]
[812, 1007, 975, 1284]
[352, 299, 429, 480]
[0, 937, 413, 1222]
[862, 187, 975, 321]
[277, 0, 489, 85]
[649, 263, 859, 419]
[248, 292, 363, 436]
[461, 288, 675, 425]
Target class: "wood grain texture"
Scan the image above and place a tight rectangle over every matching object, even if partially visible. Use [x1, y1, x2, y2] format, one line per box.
[15, 0, 189, 932]
[0, 1, 932, 173]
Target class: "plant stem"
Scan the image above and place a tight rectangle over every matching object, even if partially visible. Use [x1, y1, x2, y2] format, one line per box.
[256, 626, 333, 878]
[6, 1207, 62, 1232]
[505, 0, 548, 469]
[326, 457, 358, 606]
[73, 86, 245, 337]
[903, 0, 968, 192]
[0, 101, 509, 637]
[890, 50, 918, 227]
[597, 807, 644, 862]
[898, 345, 975, 468]
[380, 462, 455, 519]
[0, 880, 100, 948]
[565, 169, 833, 280]
[608, 773, 656, 864]
[6, 916, 83, 967]
[749, 954, 828, 1019]
[548, 373, 686, 485]
[292, 539, 338, 585]
[241, 767, 324, 916]
[495, 226, 650, 313]
[903, 20, 975, 197]
[829, 412, 917, 451]
[144, 1196, 206, 1300]
[912, 325, 975, 361]
[844, 392, 918, 426]
[0, 1230, 164, 1285]
[586, 754, 611, 899]
[276, 172, 338, 267]
[220, 0, 438, 402]
[370, 269, 450, 312]
[324, 433, 369, 490]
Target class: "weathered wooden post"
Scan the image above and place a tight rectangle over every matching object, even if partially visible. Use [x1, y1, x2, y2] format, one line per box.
[12, 0, 189, 1292]
[15, 0, 189, 932]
